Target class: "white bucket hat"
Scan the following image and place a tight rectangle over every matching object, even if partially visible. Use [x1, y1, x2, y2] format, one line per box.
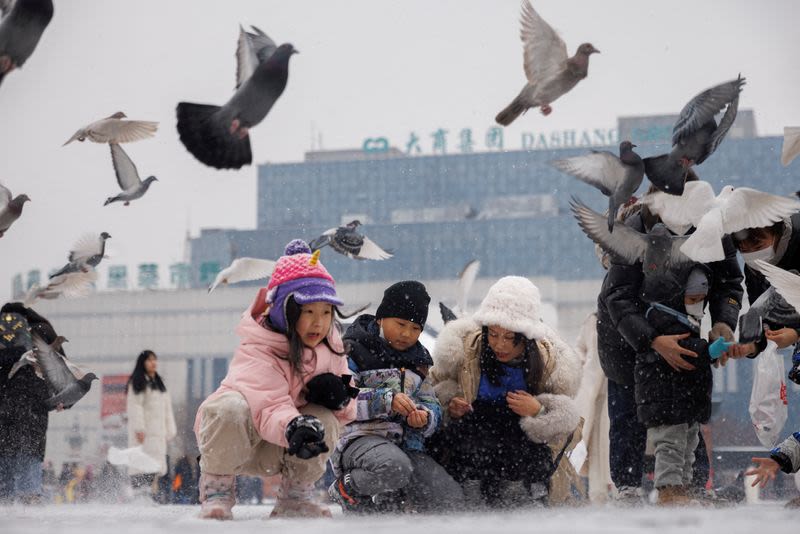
[472, 276, 547, 340]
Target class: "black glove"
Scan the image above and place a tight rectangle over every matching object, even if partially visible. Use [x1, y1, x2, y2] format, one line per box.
[305, 373, 359, 410]
[0, 310, 32, 350]
[1, 303, 59, 347]
[285, 415, 329, 460]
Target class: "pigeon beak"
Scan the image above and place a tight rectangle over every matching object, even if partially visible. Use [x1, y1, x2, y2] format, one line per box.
[292, 49, 300, 55]
[632, 144, 637, 148]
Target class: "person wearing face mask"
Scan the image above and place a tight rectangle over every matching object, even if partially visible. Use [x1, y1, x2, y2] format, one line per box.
[634, 266, 714, 505]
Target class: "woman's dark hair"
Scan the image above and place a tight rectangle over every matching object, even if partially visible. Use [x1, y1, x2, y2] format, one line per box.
[479, 327, 544, 395]
[270, 296, 346, 376]
[127, 350, 166, 394]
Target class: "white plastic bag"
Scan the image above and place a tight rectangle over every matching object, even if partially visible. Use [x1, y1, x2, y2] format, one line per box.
[749, 341, 788, 448]
[107, 446, 160, 473]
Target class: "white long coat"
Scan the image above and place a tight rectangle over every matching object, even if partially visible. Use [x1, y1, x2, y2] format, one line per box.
[126, 382, 177, 476]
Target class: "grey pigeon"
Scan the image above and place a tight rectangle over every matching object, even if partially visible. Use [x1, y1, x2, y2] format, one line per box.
[0, 0, 53, 89]
[737, 284, 800, 344]
[439, 302, 458, 324]
[9, 332, 97, 410]
[643, 76, 745, 195]
[176, 38, 297, 170]
[63, 111, 158, 146]
[104, 143, 158, 206]
[551, 141, 644, 231]
[495, 0, 598, 125]
[50, 232, 111, 278]
[236, 24, 277, 89]
[309, 220, 393, 261]
[0, 180, 29, 237]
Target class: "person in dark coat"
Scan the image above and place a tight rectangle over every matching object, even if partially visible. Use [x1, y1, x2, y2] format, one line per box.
[0, 302, 62, 503]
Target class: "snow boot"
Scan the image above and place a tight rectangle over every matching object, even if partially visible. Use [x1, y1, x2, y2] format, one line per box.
[199, 473, 235, 520]
[656, 485, 691, 506]
[270, 477, 332, 518]
[328, 474, 374, 514]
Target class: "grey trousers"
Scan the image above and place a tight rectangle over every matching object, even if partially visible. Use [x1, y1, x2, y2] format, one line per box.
[648, 422, 700, 488]
[340, 435, 464, 512]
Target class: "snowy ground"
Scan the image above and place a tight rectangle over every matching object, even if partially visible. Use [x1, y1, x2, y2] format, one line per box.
[2, 501, 795, 534]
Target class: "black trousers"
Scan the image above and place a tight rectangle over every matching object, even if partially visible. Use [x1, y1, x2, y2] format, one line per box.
[607, 379, 647, 489]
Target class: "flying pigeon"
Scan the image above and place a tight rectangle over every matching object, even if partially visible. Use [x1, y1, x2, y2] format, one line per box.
[641, 181, 800, 263]
[0, 180, 29, 237]
[782, 127, 800, 167]
[22, 270, 97, 306]
[9, 332, 97, 410]
[643, 76, 745, 195]
[753, 260, 800, 314]
[103, 143, 157, 206]
[236, 24, 277, 89]
[309, 220, 393, 261]
[50, 232, 111, 278]
[551, 141, 644, 231]
[63, 112, 158, 146]
[176, 33, 297, 170]
[439, 259, 480, 324]
[495, 0, 598, 125]
[208, 257, 276, 293]
[0, 0, 53, 89]
[737, 284, 800, 344]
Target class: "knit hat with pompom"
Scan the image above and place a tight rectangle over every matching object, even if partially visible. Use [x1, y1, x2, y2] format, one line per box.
[266, 239, 342, 333]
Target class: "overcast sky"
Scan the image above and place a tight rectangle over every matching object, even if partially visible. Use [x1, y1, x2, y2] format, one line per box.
[0, 0, 797, 303]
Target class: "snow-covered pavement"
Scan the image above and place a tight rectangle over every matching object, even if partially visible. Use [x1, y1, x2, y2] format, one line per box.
[2, 502, 795, 534]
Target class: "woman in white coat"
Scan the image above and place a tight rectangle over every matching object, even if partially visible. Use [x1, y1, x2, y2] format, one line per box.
[126, 350, 177, 497]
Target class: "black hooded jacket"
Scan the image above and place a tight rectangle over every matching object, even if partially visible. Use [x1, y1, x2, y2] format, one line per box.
[343, 314, 433, 375]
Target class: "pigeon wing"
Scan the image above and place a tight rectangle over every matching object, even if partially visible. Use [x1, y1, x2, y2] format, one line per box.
[641, 180, 716, 231]
[308, 228, 335, 252]
[68, 233, 103, 263]
[665, 235, 695, 269]
[355, 236, 393, 260]
[456, 259, 480, 314]
[236, 25, 277, 88]
[754, 260, 800, 313]
[718, 188, 800, 235]
[782, 127, 800, 167]
[672, 76, 745, 146]
[570, 198, 648, 264]
[700, 95, 740, 164]
[109, 143, 142, 191]
[519, 0, 568, 86]
[208, 257, 276, 292]
[551, 151, 624, 197]
[0, 181, 11, 210]
[107, 120, 159, 144]
[36, 271, 98, 301]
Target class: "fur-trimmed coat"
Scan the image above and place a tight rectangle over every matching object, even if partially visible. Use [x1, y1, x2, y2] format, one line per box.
[429, 317, 582, 445]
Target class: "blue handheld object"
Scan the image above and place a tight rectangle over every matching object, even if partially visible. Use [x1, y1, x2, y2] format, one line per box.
[709, 338, 733, 361]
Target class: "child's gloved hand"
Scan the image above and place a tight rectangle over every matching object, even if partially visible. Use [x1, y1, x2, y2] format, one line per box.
[285, 415, 329, 460]
[305, 373, 359, 410]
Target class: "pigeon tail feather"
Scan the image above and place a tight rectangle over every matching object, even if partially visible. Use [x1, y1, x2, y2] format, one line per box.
[176, 102, 252, 170]
[495, 95, 526, 126]
[643, 154, 686, 196]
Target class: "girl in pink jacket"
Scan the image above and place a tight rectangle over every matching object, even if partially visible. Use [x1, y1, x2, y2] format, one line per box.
[195, 240, 357, 520]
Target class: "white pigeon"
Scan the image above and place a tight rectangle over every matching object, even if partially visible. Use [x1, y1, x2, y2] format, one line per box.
[782, 127, 800, 166]
[63, 111, 158, 146]
[50, 232, 111, 278]
[22, 270, 97, 306]
[103, 143, 158, 206]
[642, 181, 800, 263]
[235, 24, 277, 89]
[208, 257, 276, 293]
[753, 260, 800, 314]
[455, 259, 480, 317]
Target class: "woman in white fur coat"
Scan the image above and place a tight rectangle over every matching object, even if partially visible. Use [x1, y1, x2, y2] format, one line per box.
[126, 350, 177, 496]
[429, 276, 582, 506]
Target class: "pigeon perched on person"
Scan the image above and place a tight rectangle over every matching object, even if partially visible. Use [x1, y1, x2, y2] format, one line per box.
[643, 76, 745, 195]
[495, 0, 598, 125]
[753, 260, 800, 315]
[782, 127, 800, 167]
[103, 143, 158, 206]
[737, 284, 800, 344]
[50, 232, 111, 278]
[21, 270, 97, 306]
[63, 112, 158, 146]
[176, 33, 297, 170]
[235, 24, 277, 89]
[309, 220, 393, 261]
[551, 141, 644, 231]
[207, 257, 276, 293]
[8, 331, 97, 410]
[0, 0, 53, 89]
[641, 181, 800, 263]
[0, 180, 29, 237]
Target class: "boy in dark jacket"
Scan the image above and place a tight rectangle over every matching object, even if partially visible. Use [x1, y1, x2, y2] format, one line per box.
[328, 281, 463, 513]
[634, 267, 713, 505]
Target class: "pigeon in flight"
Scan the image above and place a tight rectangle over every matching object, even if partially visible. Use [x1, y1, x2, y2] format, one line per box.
[21, 270, 97, 306]
[551, 141, 644, 231]
[0, 0, 53, 89]
[236, 24, 277, 89]
[50, 232, 111, 278]
[103, 143, 157, 206]
[737, 283, 800, 344]
[63, 112, 158, 146]
[208, 257, 276, 293]
[753, 260, 800, 315]
[9, 332, 97, 410]
[495, 0, 598, 125]
[439, 259, 480, 324]
[782, 127, 800, 167]
[641, 181, 800, 263]
[0, 180, 29, 237]
[643, 76, 745, 195]
[309, 220, 393, 261]
[176, 27, 297, 170]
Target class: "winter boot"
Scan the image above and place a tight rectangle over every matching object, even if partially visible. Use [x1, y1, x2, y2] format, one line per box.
[271, 477, 332, 518]
[656, 485, 691, 506]
[199, 473, 235, 520]
[328, 474, 374, 514]
[613, 486, 645, 506]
